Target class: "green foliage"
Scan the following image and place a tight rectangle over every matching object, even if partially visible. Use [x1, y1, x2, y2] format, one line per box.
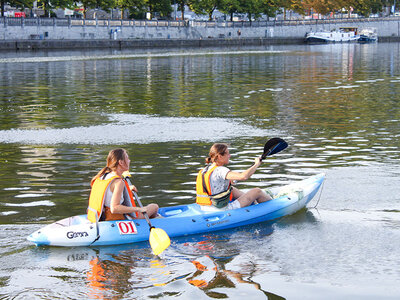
[80, 0, 113, 13]
[218, 0, 240, 20]
[350, 0, 385, 16]
[120, 0, 147, 18]
[259, 0, 281, 17]
[37, 0, 76, 16]
[240, 0, 265, 20]
[189, 0, 222, 20]
[1, 0, 36, 16]
[0, 0, 390, 19]
[148, 0, 172, 18]
[97, 0, 117, 12]
[8, 0, 33, 9]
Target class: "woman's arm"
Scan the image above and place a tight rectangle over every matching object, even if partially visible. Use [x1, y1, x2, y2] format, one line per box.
[110, 179, 146, 214]
[225, 157, 262, 181]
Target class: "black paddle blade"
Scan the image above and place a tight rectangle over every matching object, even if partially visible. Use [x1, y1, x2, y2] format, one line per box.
[261, 138, 288, 159]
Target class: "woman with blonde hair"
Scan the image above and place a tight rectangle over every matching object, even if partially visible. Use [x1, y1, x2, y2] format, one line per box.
[89, 148, 159, 221]
[196, 143, 271, 211]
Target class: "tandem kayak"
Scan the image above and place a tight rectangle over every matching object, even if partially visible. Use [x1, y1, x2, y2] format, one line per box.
[27, 173, 324, 247]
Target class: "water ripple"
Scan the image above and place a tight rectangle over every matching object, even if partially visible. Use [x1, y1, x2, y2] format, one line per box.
[2, 200, 55, 207]
[0, 114, 277, 145]
[0, 49, 289, 64]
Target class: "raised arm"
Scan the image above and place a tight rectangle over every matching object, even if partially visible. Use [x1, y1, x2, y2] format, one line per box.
[225, 157, 262, 181]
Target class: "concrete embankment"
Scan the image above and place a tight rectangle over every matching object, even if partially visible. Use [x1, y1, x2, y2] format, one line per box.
[0, 37, 306, 50]
[1, 17, 400, 50]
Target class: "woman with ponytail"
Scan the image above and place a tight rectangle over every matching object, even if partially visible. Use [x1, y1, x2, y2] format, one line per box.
[196, 143, 271, 211]
[89, 148, 159, 221]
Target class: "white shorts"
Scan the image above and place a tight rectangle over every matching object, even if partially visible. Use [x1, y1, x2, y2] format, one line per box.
[199, 199, 241, 212]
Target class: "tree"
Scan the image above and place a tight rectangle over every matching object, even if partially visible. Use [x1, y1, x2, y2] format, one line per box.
[117, 0, 146, 19]
[258, 0, 281, 18]
[2, 0, 34, 16]
[98, 0, 117, 14]
[37, 0, 76, 17]
[277, 0, 306, 18]
[176, 0, 188, 20]
[239, 0, 263, 22]
[349, 0, 385, 16]
[147, 0, 172, 19]
[189, 0, 222, 20]
[311, 0, 338, 15]
[80, 0, 97, 18]
[219, 0, 241, 21]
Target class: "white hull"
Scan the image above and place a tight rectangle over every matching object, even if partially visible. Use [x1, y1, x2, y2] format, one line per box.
[306, 29, 359, 43]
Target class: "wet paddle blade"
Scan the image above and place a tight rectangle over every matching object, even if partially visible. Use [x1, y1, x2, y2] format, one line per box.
[149, 227, 171, 256]
[262, 138, 288, 159]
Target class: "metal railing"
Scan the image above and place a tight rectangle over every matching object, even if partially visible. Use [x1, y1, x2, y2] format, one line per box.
[1, 16, 399, 28]
[0, 17, 188, 27]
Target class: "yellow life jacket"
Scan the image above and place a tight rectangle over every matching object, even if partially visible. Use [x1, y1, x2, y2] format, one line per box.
[87, 175, 137, 222]
[196, 164, 233, 206]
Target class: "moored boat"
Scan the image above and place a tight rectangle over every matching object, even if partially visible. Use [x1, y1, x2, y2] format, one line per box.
[358, 28, 378, 43]
[27, 173, 325, 247]
[305, 27, 359, 43]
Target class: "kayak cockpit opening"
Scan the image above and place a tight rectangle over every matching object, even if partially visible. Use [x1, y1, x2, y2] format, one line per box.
[54, 215, 91, 227]
[158, 204, 203, 218]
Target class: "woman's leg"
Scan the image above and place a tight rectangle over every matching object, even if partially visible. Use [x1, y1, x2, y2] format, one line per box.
[232, 187, 244, 199]
[236, 188, 271, 208]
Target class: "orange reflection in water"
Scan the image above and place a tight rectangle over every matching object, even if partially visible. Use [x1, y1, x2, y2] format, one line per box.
[86, 254, 134, 299]
[86, 257, 107, 299]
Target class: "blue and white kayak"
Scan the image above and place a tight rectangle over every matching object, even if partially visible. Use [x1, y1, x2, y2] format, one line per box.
[27, 173, 324, 247]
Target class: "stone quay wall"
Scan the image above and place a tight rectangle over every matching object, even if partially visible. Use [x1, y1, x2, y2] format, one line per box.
[1, 17, 400, 50]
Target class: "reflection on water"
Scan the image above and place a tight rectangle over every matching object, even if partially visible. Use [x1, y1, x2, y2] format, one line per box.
[0, 44, 400, 298]
[2, 205, 397, 299]
[4, 223, 277, 299]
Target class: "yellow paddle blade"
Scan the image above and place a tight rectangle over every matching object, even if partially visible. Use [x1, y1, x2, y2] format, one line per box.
[149, 227, 171, 256]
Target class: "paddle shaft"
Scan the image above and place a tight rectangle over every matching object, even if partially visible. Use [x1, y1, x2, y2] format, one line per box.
[132, 190, 153, 228]
[125, 176, 154, 229]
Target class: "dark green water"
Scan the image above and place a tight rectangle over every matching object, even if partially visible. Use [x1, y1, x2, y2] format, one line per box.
[0, 43, 399, 299]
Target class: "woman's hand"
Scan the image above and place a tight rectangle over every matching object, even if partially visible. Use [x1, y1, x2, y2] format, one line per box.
[137, 206, 147, 213]
[130, 184, 138, 192]
[254, 156, 262, 167]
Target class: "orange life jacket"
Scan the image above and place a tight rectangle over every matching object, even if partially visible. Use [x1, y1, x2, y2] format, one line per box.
[196, 164, 233, 206]
[87, 175, 137, 222]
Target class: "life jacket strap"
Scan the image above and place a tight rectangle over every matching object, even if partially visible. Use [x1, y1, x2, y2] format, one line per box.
[201, 164, 211, 195]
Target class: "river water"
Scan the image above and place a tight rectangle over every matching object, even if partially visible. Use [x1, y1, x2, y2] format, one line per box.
[0, 43, 399, 299]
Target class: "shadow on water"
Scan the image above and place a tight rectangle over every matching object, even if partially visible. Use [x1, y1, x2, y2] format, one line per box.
[275, 208, 319, 228]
